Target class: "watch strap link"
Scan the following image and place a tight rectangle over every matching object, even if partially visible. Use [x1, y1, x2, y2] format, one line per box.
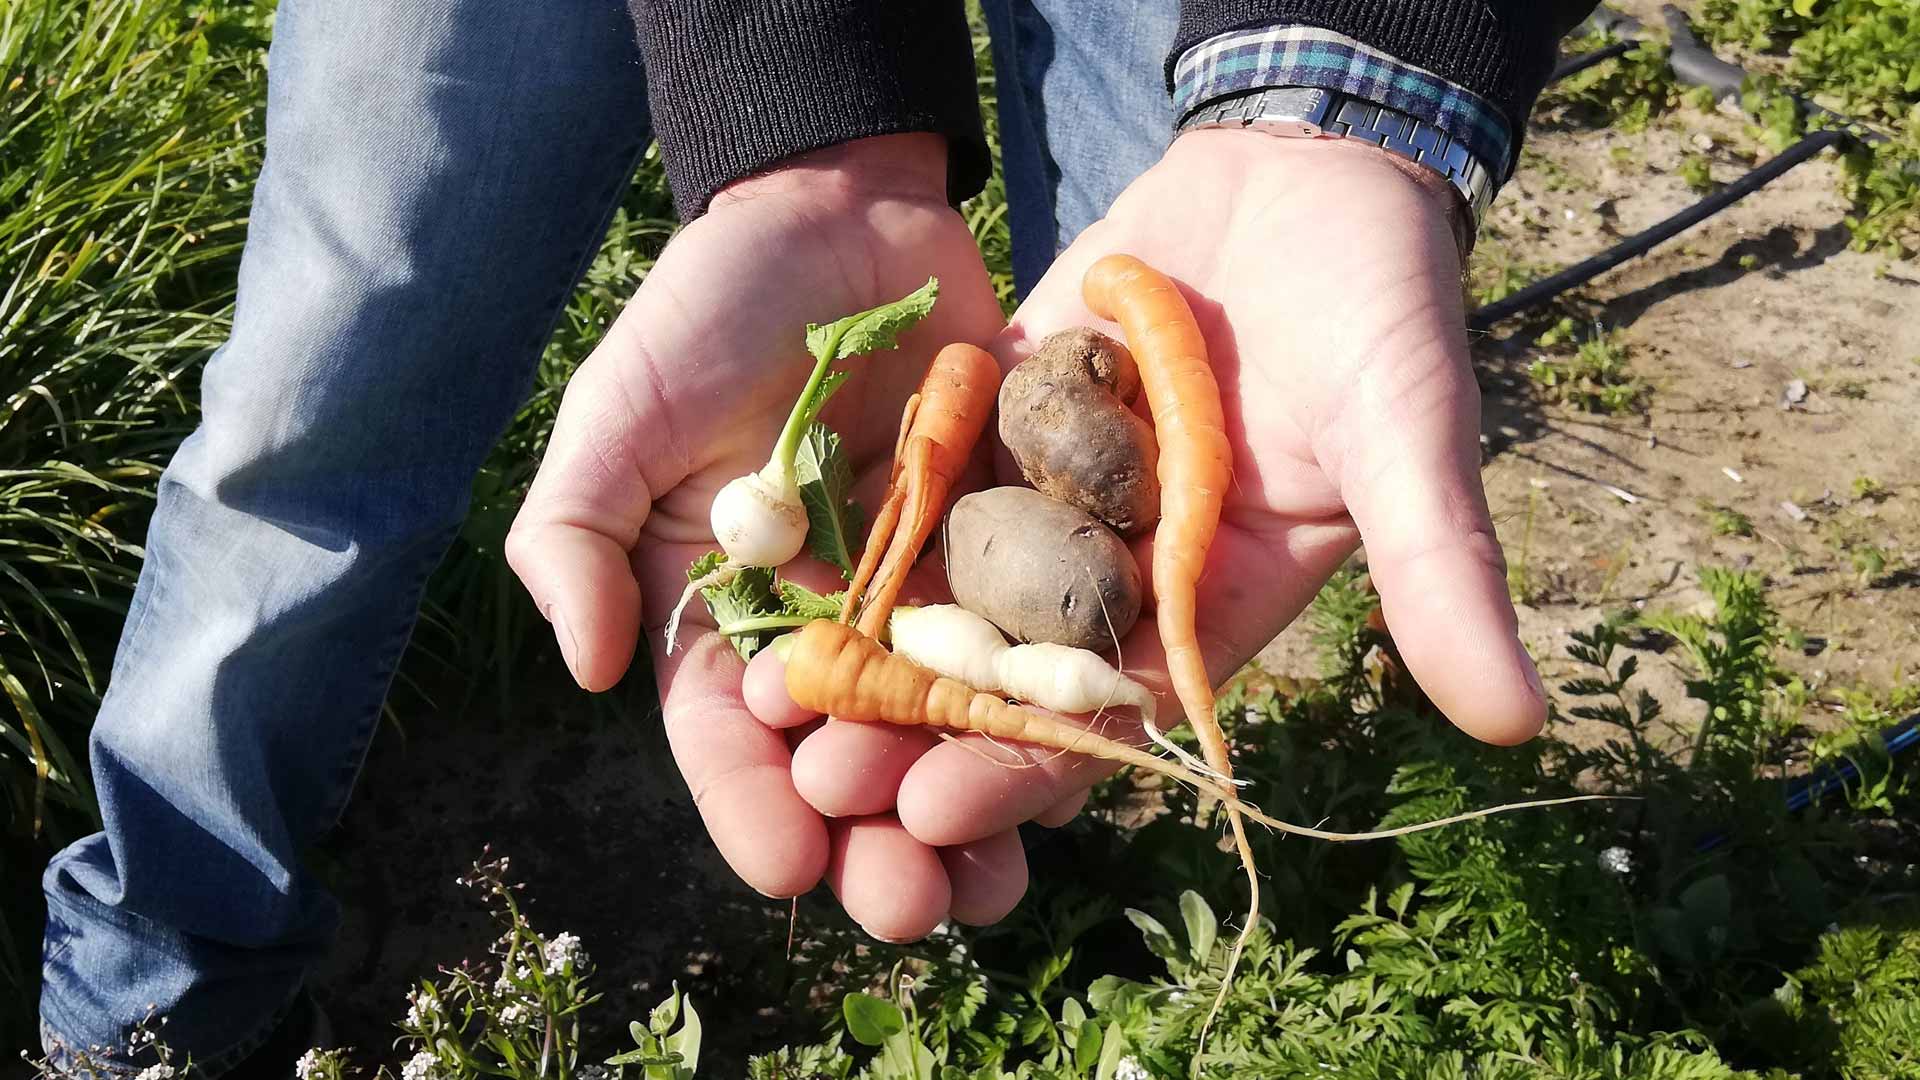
[1180, 86, 1497, 232]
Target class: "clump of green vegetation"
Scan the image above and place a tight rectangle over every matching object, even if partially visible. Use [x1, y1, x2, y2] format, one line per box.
[1852, 475, 1889, 502]
[35, 569, 1917, 1078]
[1465, 237, 1546, 307]
[1528, 320, 1647, 414]
[1706, 0, 1920, 257]
[1680, 152, 1718, 192]
[1542, 35, 1681, 132]
[1705, 502, 1756, 537]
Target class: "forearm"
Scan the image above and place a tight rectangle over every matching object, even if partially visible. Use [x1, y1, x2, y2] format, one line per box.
[631, 0, 987, 220]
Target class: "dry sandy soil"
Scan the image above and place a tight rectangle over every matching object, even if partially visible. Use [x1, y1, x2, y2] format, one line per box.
[318, 2, 1916, 1062]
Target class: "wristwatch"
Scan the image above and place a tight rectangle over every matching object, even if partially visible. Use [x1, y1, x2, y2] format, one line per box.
[1178, 86, 1497, 240]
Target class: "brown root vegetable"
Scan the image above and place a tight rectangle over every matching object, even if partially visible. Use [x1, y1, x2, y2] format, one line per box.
[942, 487, 1140, 651]
[998, 327, 1160, 536]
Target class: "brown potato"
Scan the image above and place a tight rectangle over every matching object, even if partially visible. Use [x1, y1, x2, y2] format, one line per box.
[942, 487, 1141, 651]
[998, 327, 1160, 537]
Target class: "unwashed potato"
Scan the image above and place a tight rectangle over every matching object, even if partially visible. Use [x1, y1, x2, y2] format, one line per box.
[998, 327, 1160, 537]
[942, 486, 1141, 652]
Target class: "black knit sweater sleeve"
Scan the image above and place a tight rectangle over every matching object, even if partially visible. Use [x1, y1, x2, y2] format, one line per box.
[1171, 2, 1598, 148]
[631, 1, 987, 221]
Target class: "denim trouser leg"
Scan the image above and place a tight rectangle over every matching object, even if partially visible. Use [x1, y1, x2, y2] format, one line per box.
[39, 0, 649, 1067]
[983, 0, 1180, 297]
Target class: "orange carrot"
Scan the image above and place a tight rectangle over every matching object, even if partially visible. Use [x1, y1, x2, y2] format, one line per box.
[1081, 253, 1250, 1060]
[841, 343, 1001, 638]
[784, 619, 1612, 840]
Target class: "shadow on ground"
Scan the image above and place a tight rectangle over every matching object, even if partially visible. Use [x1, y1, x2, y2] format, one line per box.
[313, 653, 812, 1071]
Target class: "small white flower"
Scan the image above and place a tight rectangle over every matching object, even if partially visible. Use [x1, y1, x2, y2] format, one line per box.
[1114, 1057, 1151, 1080]
[542, 932, 587, 975]
[405, 989, 440, 1029]
[134, 1066, 176, 1080]
[295, 1049, 325, 1079]
[498, 1002, 534, 1027]
[402, 1050, 440, 1080]
[1598, 846, 1634, 876]
[577, 1067, 609, 1080]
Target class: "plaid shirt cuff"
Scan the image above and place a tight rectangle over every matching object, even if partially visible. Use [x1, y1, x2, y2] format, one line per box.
[1172, 24, 1515, 182]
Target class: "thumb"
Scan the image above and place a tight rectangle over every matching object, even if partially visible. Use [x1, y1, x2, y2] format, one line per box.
[1331, 358, 1546, 746]
[506, 329, 663, 691]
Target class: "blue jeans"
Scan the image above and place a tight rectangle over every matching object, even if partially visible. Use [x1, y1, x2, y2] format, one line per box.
[38, 0, 1175, 1067]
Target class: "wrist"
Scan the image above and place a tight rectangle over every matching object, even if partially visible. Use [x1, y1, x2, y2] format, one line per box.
[710, 133, 951, 212]
[1166, 128, 1469, 258]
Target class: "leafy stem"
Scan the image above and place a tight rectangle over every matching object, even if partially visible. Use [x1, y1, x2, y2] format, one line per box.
[716, 613, 816, 637]
[772, 322, 847, 486]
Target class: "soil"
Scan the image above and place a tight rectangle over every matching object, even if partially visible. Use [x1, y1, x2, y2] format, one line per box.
[319, 0, 1916, 1064]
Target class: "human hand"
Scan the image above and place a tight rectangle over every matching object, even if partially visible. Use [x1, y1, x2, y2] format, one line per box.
[879, 131, 1549, 854]
[507, 134, 1030, 937]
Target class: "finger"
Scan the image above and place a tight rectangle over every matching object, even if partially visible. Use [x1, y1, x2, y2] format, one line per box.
[940, 829, 1029, 926]
[507, 347, 663, 691]
[1031, 789, 1088, 828]
[742, 646, 819, 730]
[791, 720, 941, 817]
[657, 633, 829, 898]
[1333, 355, 1545, 746]
[825, 816, 951, 943]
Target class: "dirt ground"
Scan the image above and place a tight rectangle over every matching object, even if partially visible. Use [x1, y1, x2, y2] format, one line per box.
[317, 3, 1916, 1061]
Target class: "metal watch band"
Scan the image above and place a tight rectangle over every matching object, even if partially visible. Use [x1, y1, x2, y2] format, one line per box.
[1178, 86, 1497, 235]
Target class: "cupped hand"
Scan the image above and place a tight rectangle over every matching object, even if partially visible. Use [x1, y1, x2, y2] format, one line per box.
[883, 131, 1549, 853]
[507, 134, 1030, 939]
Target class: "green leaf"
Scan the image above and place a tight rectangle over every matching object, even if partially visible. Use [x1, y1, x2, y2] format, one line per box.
[1124, 908, 1181, 965]
[805, 277, 939, 364]
[665, 996, 702, 1077]
[794, 424, 864, 577]
[690, 551, 780, 660]
[649, 988, 682, 1035]
[1791, 0, 1818, 17]
[844, 992, 907, 1046]
[1179, 890, 1218, 967]
[776, 580, 845, 621]
[1073, 1019, 1103, 1074]
[1093, 1023, 1129, 1080]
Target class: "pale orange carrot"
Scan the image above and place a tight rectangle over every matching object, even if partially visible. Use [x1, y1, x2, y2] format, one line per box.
[841, 343, 1001, 638]
[784, 619, 1613, 841]
[1081, 253, 1249, 1061]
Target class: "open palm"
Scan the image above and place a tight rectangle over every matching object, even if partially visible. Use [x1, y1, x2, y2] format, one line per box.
[875, 132, 1549, 896]
[508, 136, 1020, 928]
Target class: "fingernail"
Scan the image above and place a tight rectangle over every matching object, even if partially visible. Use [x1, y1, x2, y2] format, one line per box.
[546, 604, 582, 687]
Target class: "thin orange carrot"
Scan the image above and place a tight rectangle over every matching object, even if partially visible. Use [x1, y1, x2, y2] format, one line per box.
[841, 343, 1001, 638]
[784, 619, 1615, 840]
[1081, 253, 1249, 1061]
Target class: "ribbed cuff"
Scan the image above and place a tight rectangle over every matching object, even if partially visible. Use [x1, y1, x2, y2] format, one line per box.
[1171, 1, 1594, 176]
[633, 1, 990, 220]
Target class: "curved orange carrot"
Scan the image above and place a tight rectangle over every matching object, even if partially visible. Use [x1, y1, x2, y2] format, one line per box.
[1081, 253, 1248, 1060]
[842, 343, 1001, 638]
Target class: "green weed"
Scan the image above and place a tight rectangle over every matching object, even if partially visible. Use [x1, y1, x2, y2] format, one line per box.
[1528, 322, 1647, 414]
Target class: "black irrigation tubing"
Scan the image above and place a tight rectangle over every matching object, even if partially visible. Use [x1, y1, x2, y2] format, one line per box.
[1468, 126, 1847, 332]
[1468, 3, 1883, 335]
[1693, 712, 1920, 853]
[1548, 39, 1634, 84]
